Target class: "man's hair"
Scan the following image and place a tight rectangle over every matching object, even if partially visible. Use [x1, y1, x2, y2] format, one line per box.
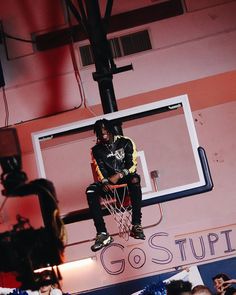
[93, 119, 117, 138]
[36, 269, 57, 287]
[192, 285, 212, 295]
[212, 273, 230, 281]
[39, 269, 53, 279]
[166, 280, 192, 295]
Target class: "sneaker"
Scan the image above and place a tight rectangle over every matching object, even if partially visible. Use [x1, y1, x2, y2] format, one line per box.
[130, 224, 146, 240]
[91, 232, 114, 252]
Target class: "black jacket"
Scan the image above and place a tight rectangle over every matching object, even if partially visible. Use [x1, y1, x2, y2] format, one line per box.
[91, 135, 138, 182]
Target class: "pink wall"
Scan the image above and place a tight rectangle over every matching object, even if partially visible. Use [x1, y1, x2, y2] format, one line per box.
[1, 74, 236, 292]
[1, 1, 236, 125]
[0, 0, 236, 293]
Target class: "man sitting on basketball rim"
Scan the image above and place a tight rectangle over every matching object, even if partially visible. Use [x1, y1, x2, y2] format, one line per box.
[86, 119, 146, 252]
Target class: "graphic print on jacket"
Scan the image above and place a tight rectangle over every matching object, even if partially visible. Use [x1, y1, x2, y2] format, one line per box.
[91, 135, 137, 181]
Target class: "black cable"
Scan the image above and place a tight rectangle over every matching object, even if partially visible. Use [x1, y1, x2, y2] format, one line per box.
[65, 1, 85, 109]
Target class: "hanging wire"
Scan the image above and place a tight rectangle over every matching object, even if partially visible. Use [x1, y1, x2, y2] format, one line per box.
[1, 87, 9, 126]
[65, 1, 97, 117]
[3, 32, 35, 44]
[66, 2, 84, 108]
[0, 2, 98, 127]
[0, 197, 8, 215]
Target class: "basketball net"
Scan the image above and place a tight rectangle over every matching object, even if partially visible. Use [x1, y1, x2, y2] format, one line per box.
[100, 184, 132, 241]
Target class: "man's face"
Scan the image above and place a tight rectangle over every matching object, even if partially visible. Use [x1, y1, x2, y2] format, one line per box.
[39, 276, 52, 293]
[40, 283, 51, 293]
[97, 126, 111, 143]
[214, 278, 225, 293]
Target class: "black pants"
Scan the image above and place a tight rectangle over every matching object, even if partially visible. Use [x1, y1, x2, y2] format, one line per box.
[86, 173, 143, 233]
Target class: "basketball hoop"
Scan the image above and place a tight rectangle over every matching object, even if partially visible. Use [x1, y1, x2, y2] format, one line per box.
[100, 184, 132, 241]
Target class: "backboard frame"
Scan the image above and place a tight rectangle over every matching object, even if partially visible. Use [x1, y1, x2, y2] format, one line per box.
[31, 94, 213, 217]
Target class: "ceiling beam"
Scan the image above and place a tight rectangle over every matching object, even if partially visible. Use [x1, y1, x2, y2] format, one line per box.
[35, 0, 183, 51]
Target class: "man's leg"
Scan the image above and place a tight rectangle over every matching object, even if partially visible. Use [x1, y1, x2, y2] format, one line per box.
[86, 182, 113, 251]
[127, 174, 146, 240]
[86, 182, 106, 233]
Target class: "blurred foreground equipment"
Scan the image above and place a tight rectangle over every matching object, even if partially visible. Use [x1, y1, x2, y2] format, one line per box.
[0, 128, 65, 289]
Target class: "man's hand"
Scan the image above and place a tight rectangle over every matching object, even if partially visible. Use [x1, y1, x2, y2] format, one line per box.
[101, 172, 123, 192]
[220, 279, 236, 290]
[218, 281, 233, 293]
[101, 182, 113, 192]
[109, 173, 123, 184]
[224, 279, 236, 284]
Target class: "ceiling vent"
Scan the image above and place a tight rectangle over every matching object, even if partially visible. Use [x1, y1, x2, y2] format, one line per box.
[78, 29, 152, 67]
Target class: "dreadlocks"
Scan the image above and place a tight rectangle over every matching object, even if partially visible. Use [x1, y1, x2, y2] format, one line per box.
[93, 119, 117, 138]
